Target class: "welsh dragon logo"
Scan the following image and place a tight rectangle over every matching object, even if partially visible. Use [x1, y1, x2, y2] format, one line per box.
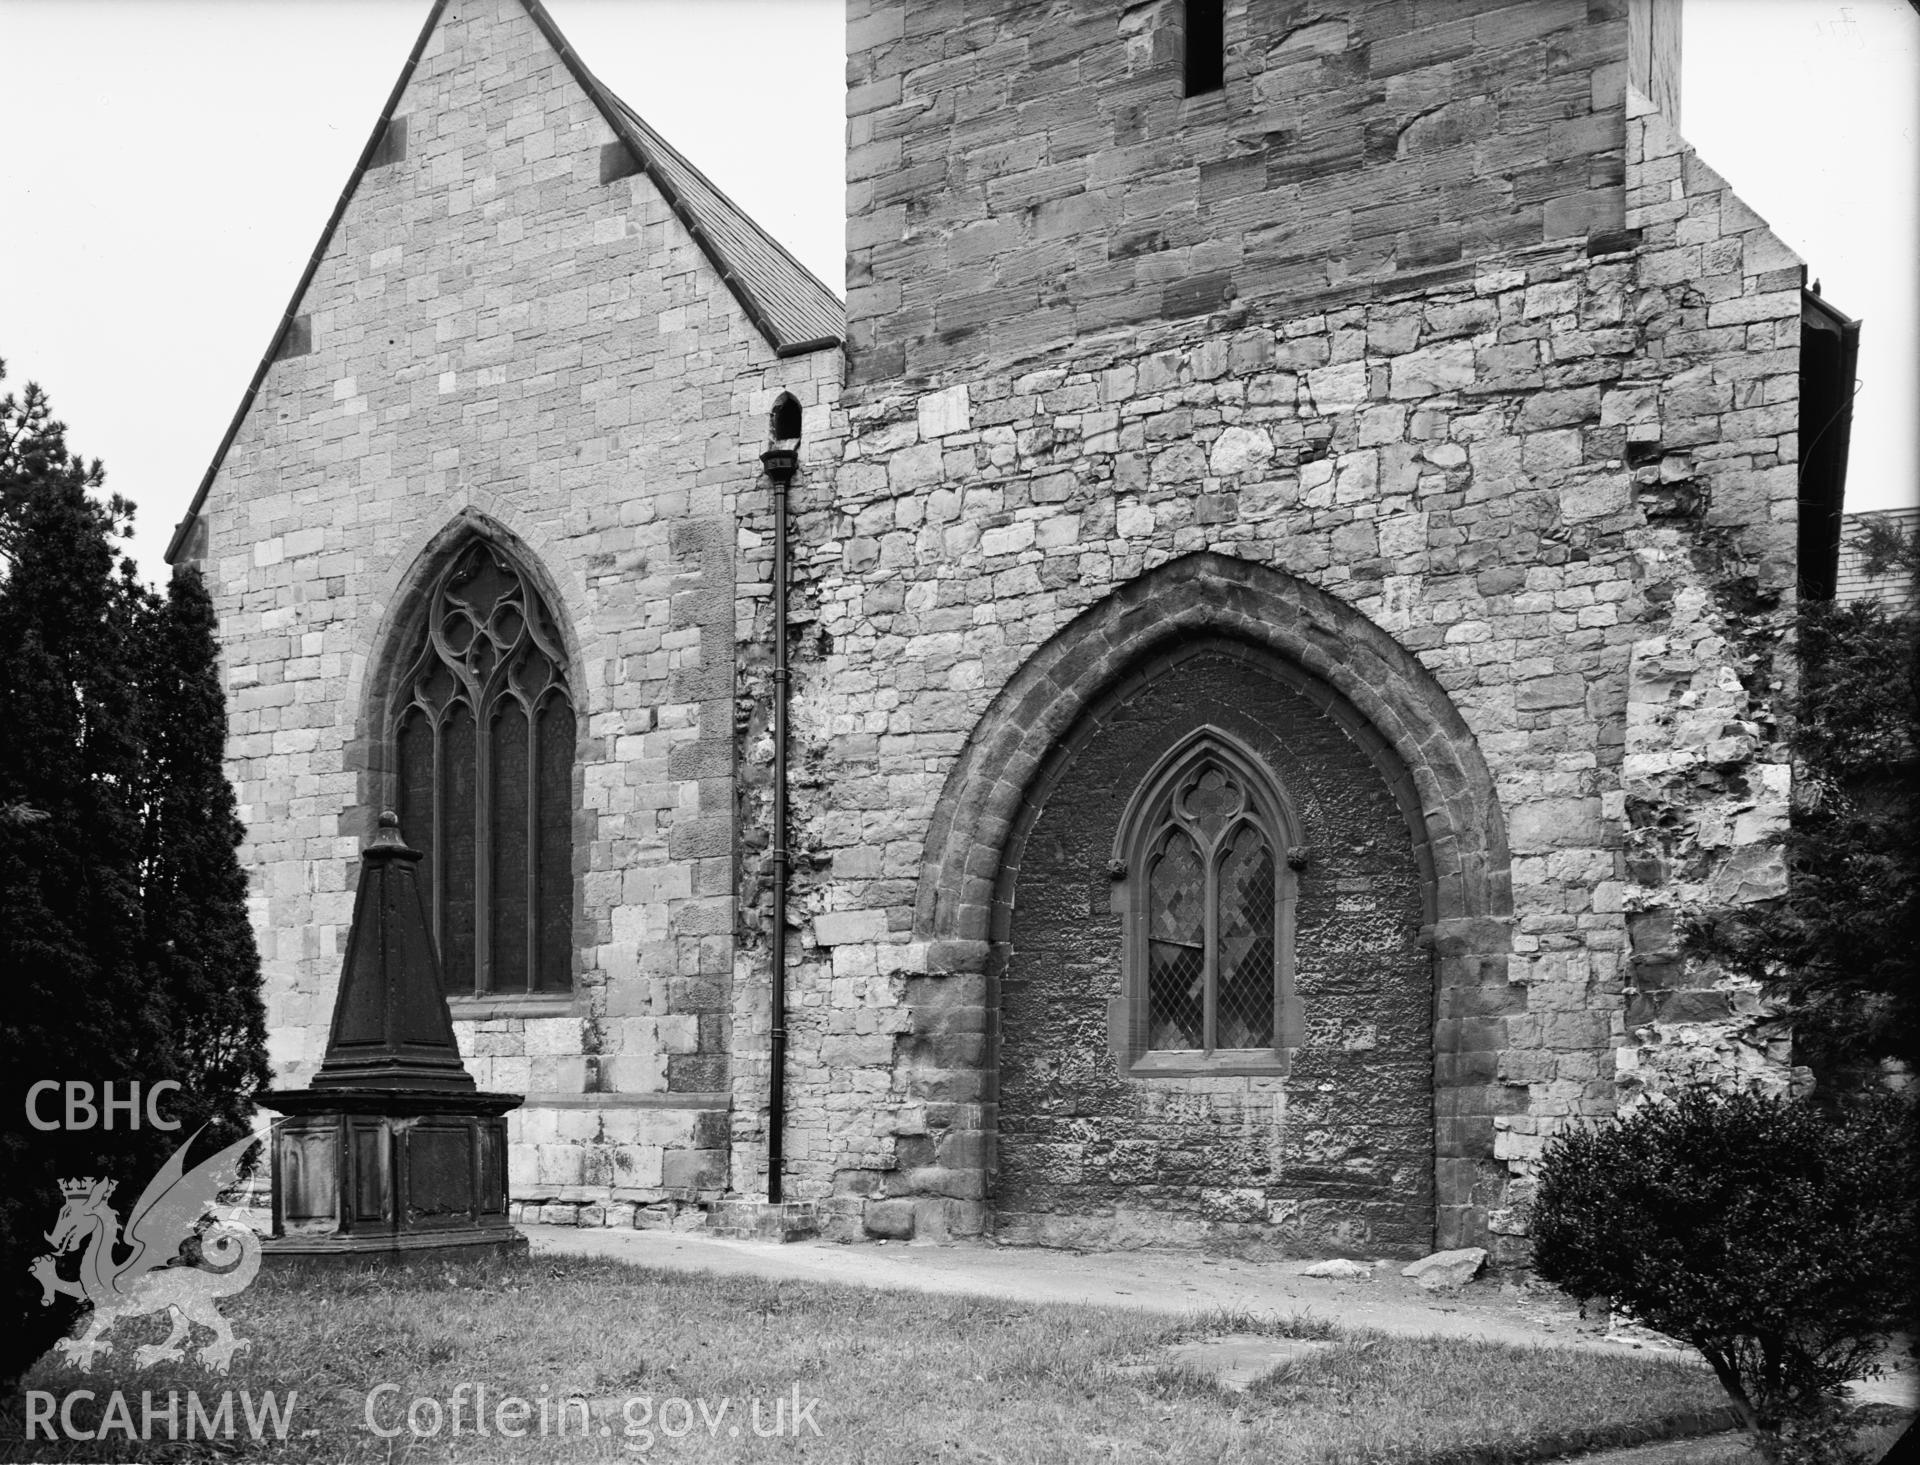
[30, 1128, 263, 1374]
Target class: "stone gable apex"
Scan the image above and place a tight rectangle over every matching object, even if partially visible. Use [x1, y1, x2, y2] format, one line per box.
[167, 0, 842, 565]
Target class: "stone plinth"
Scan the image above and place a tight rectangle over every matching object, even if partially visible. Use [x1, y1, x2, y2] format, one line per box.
[259, 812, 524, 1260]
[261, 1088, 523, 1258]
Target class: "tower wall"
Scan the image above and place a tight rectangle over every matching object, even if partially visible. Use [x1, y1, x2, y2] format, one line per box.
[766, 0, 1808, 1252]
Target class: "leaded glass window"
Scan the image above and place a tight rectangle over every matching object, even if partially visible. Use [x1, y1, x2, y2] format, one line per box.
[1123, 735, 1294, 1063]
[391, 539, 575, 994]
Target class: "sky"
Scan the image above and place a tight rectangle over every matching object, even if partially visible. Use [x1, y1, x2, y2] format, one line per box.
[0, 0, 1914, 584]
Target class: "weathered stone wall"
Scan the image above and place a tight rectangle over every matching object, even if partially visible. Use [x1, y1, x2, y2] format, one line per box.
[996, 647, 1431, 1254]
[182, 0, 838, 1220]
[192, 0, 1815, 1255]
[768, 5, 1808, 1252]
[1607, 98, 1809, 1111]
[729, 410, 852, 1206]
[846, 0, 1634, 385]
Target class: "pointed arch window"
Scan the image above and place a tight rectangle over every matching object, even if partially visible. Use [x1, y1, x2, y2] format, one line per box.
[391, 539, 575, 994]
[1115, 733, 1299, 1073]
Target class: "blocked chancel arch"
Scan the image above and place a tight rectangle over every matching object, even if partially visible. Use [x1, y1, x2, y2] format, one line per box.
[917, 553, 1509, 943]
[911, 551, 1518, 1249]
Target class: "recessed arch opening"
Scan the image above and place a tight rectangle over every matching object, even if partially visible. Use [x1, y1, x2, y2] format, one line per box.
[908, 552, 1515, 1252]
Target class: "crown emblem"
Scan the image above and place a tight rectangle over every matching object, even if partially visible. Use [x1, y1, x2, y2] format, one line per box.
[59, 1177, 111, 1200]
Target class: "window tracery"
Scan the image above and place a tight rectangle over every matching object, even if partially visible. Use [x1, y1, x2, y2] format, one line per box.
[390, 538, 574, 994]
[1120, 734, 1296, 1066]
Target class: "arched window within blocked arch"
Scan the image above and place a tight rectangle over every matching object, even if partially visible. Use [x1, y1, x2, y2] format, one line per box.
[1115, 732, 1300, 1073]
[390, 538, 575, 994]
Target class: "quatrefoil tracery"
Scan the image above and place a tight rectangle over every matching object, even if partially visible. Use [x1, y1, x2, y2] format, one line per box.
[405, 541, 569, 719]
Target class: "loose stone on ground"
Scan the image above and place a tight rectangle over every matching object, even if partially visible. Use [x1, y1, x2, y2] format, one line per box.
[1402, 1246, 1490, 1291]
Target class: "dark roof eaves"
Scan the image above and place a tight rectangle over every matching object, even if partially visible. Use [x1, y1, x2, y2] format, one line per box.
[1802, 287, 1859, 337]
[778, 336, 847, 359]
[517, 0, 844, 356]
[166, 0, 453, 565]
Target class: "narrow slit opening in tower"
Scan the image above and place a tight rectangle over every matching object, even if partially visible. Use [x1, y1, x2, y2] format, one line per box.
[1184, 0, 1224, 97]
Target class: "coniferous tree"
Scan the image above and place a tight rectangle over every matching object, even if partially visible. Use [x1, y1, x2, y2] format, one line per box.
[135, 565, 272, 1146]
[0, 359, 161, 1381]
[0, 359, 268, 1384]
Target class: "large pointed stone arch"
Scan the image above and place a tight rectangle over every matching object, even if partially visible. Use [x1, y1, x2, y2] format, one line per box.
[908, 551, 1517, 1250]
[917, 552, 1509, 944]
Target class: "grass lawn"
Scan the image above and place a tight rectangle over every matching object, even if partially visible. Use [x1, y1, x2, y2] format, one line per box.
[7, 1249, 1740, 1463]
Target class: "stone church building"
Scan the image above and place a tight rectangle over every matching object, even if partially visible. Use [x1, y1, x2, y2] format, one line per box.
[169, 0, 1855, 1260]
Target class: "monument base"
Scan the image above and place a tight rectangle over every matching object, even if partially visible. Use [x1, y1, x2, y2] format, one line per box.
[261, 1227, 529, 1264]
[258, 1088, 524, 1259]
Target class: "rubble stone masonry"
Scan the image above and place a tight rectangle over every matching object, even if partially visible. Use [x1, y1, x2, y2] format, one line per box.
[188, 0, 1813, 1256]
[845, 0, 1638, 385]
[758, 0, 1806, 1256]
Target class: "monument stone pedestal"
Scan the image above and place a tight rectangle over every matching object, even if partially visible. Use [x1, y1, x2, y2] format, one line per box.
[259, 812, 525, 1260]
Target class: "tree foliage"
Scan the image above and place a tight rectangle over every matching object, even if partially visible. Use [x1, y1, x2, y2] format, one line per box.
[0, 359, 268, 1384]
[1684, 530, 1919, 1070]
[135, 566, 273, 1142]
[1531, 1086, 1917, 1460]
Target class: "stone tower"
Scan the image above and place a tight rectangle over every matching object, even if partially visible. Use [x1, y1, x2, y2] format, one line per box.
[782, 0, 1825, 1255]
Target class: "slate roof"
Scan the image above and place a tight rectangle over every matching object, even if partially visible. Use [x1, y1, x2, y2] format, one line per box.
[526, 0, 844, 357]
[604, 96, 845, 355]
[168, 0, 843, 563]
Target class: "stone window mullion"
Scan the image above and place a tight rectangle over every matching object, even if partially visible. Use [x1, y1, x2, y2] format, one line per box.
[524, 696, 541, 992]
[428, 701, 446, 954]
[1201, 834, 1219, 1056]
[474, 700, 494, 995]
[389, 537, 575, 996]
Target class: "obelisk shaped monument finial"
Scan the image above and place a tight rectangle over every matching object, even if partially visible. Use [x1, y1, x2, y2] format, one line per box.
[310, 811, 476, 1090]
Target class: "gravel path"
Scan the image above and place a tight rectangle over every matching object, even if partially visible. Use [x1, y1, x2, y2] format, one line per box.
[526, 1225, 1624, 1348]
[525, 1225, 1911, 1459]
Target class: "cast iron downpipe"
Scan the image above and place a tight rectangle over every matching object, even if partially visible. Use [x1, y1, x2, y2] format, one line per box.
[760, 426, 798, 1205]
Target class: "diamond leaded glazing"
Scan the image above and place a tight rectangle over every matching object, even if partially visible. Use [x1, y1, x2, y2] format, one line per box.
[1147, 829, 1206, 1048]
[1216, 826, 1277, 1049]
[1130, 747, 1286, 1057]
